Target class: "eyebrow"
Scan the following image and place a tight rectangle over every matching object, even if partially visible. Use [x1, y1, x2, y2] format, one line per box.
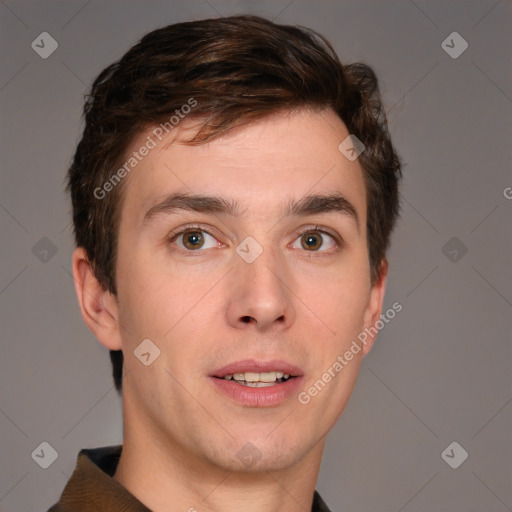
[141, 192, 359, 230]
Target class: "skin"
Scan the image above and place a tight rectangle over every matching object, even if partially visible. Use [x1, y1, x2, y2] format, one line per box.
[72, 108, 387, 512]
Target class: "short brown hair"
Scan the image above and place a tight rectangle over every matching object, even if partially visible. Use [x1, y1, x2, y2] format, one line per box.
[67, 15, 402, 393]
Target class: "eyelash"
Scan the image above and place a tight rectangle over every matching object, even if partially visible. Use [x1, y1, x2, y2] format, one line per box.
[167, 223, 341, 257]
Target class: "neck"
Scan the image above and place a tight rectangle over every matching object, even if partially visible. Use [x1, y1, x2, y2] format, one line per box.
[114, 414, 325, 512]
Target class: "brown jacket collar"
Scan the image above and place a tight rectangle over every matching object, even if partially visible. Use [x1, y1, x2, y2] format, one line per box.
[49, 445, 332, 512]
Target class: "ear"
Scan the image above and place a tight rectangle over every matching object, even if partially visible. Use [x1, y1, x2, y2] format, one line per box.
[71, 247, 122, 351]
[361, 260, 388, 357]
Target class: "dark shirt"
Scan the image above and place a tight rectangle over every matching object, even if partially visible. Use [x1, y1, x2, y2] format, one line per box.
[48, 445, 332, 511]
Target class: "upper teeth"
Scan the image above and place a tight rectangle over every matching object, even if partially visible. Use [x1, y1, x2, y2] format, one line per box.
[224, 371, 290, 382]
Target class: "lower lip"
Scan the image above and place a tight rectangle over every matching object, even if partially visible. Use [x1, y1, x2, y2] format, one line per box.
[210, 376, 303, 407]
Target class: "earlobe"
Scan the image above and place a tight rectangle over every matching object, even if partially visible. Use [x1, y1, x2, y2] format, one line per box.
[71, 247, 123, 351]
[361, 260, 388, 356]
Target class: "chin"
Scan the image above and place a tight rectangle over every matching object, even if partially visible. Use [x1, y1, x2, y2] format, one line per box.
[203, 433, 312, 474]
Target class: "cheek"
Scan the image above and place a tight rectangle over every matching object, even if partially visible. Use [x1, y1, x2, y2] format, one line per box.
[115, 257, 167, 345]
[116, 250, 219, 351]
[313, 293, 368, 362]
[300, 261, 371, 332]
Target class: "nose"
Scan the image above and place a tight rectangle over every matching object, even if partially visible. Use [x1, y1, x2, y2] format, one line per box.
[226, 243, 295, 332]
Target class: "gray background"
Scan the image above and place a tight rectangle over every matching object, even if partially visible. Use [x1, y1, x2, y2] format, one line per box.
[1, 1, 511, 511]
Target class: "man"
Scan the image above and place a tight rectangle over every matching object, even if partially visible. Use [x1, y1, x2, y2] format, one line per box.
[51, 14, 401, 512]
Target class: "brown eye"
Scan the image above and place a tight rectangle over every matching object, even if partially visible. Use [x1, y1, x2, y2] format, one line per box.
[291, 229, 338, 253]
[300, 231, 323, 251]
[170, 226, 222, 253]
[181, 230, 204, 250]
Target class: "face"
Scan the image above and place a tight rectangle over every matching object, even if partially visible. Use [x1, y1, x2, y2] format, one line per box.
[110, 108, 385, 473]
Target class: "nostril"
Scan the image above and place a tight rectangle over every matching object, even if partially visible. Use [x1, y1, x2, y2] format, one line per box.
[241, 316, 253, 323]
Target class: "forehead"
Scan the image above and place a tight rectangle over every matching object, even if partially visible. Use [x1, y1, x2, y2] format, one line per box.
[119, 109, 367, 228]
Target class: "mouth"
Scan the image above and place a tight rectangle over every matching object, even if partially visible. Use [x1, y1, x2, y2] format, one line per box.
[210, 360, 303, 406]
[219, 371, 294, 387]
